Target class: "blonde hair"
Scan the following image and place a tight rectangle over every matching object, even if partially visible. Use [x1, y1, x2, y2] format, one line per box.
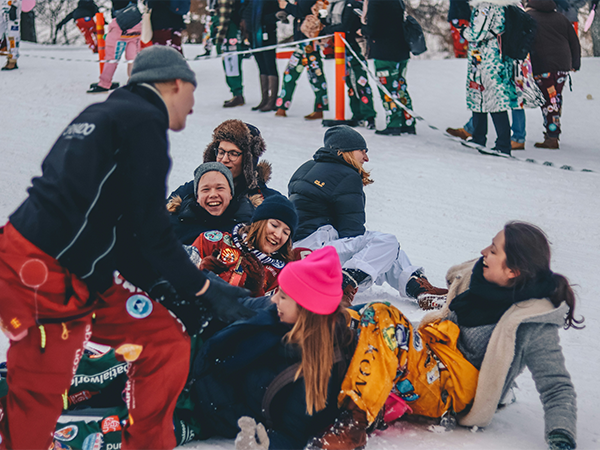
[284, 305, 349, 415]
[240, 220, 295, 262]
[339, 151, 373, 186]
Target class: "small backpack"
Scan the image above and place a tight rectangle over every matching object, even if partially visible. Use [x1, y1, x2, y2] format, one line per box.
[501, 5, 537, 60]
[170, 0, 191, 15]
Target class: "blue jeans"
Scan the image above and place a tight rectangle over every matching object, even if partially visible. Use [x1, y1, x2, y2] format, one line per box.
[464, 109, 526, 143]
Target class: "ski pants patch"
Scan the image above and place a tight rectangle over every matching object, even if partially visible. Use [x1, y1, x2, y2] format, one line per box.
[374, 59, 414, 128]
[535, 71, 568, 138]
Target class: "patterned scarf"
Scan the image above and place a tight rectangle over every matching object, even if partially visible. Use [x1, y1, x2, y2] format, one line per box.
[232, 223, 286, 269]
[449, 257, 557, 327]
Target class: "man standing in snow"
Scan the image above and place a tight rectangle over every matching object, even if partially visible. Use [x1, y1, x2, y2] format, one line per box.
[0, 46, 252, 450]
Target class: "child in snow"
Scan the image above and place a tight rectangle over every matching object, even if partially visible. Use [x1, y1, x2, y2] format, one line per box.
[191, 246, 356, 449]
[311, 221, 580, 450]
[288, 125, 448, 309]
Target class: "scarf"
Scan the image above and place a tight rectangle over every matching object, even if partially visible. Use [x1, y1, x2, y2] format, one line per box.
[449, 258, 557, 327]
[232, 223, 286, 270]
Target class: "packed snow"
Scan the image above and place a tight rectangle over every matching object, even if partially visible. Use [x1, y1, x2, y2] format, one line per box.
[1, 42, 599, 449]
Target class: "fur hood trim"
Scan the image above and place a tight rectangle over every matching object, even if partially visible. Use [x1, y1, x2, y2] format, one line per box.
[420, 259, 568, 428]
[470, 0, 521, 6]
[203, 120, 267, 189]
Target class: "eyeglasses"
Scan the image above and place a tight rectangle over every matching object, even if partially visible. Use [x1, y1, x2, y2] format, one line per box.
[215, 148, 243, 161]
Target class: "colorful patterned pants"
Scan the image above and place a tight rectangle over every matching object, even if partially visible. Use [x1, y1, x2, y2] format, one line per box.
[276, 43, 329, 112]
[75, 17, 98, 53]
[374, 59, 414, 129]
[98, 19, 141, 89]
[214, 21, 245, 97]
[346, 43, 376, 121]
[450, 20, 469, 58]
[534, 71, 568, 138]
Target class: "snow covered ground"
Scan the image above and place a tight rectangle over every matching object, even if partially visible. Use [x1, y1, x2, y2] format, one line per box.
[1, 42, 599, 449]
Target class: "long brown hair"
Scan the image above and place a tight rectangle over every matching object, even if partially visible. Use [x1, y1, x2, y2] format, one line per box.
[503, 221, 584, 330]
[339, 151, 374, 186]
[284, 304, 351, 415]
[240, 220, 295, 262]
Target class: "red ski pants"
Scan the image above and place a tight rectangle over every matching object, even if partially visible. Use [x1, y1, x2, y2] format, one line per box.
[76, 17, 98, 53]
[0, 223, 190, 450]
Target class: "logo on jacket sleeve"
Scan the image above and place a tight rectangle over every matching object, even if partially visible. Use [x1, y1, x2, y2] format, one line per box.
[61, 123, 96, 140]
[126, 295, 153, 319]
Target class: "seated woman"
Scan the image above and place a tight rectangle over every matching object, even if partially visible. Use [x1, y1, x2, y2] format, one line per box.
[169, 120, 278, 207]
[190, 247, 356, 449]
[312, 221, 580, 450]
[288, 125, 447, 309]
[168, 161, 254, 244]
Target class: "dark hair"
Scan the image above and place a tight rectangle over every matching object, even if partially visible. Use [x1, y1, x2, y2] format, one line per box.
[503, 221, 584, 330]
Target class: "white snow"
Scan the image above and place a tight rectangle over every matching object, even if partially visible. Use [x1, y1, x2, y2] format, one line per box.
[1, 42, 599, 449]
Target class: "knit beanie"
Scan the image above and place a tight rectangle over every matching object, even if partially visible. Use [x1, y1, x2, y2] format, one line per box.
[277, 247, 343, 315]
[129, 46, 197, 87]
[251, 194, 299, 237]
[323, 125, 368, 153]
[193, 162, 235, 198]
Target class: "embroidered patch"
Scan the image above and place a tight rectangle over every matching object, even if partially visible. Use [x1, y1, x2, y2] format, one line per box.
[115, 344, 143, 362]
[383, 326, 398, 351]
[396, 324, 409, 350]
[102, 415, 122, 433]
[358, 76, 368, 86]
[204, 230, 223, 242]
[427, 366, 440, 384]
[223, 234, 234, 247]
[126, 295, 153, 319]
[55, 425, 78, 442]
[220, 247, 240, 264]
[82, 433, 103, 450]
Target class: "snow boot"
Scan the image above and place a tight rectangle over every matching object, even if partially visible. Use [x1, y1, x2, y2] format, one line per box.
[534, 136, 559, 149]
[87, 84, 111, 93]
[275, 108, 287, 117]
[252, 74, 269, 111]
[306, 399, 368, 450]
[341, 269, 369, 307]
[400, 124, 416, 135]
[511, 141, 525, 150]
[375, 126, 402, 136]
[406, 274, 448, 310]
[223, 95, 245, 108]
[260, 75, 279, 112]
[305, 111, 324, 120]
[446, 127, 471, 140]
[1, 58, 18, 71]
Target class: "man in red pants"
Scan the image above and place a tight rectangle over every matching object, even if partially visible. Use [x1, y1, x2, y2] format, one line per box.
[0, 46, 252, 450]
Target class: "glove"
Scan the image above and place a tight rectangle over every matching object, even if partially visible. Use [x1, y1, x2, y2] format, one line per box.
[198, 271, 255, 324]
[148, 279, 213, 336]
[240, 253, 266, 296]
[200, 250, 229, 274]
[300, 14, 323, 38]
[548, 431, 575, 450]
[235, 416, 269, 450]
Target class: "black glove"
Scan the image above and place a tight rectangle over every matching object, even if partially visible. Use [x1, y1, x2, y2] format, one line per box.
[198, 271, 255, 324]
[548, 431, 575, 450]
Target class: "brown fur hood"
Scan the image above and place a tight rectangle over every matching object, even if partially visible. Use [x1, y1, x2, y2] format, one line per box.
[203, 120, 268, 190]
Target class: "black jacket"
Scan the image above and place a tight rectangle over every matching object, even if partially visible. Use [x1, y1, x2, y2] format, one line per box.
[288, 146, 366, 241]
[526, 0, 581, 75]
[9, 84, 207, 296]
[284, 0, 318, 41]
[364, 0, 410, 61]
[241, 0, 281, 47]
[320, 0, 363, 48]
[148, 0, 185, 31]
[192, 300, 353, 449]
[169, 193, 254, 245]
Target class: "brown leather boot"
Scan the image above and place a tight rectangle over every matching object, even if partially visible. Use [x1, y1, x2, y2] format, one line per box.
[223, 95, 245, 108]
[511, 140, 525, 150]
[275, 108, 287, 117]
[304, 111, 324, 120]
[252, 75, 269, 111]
[406, 275, 448, 311]
[307, 400, 368, 450]
[1, 58, 18, 71]
[534, 136, 559, 149]
[446, 127, 471, 140]
[260, 75, 279, 112]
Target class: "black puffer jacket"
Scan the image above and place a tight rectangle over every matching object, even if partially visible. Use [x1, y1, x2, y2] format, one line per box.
[168, 194, 254, 245]
[363, 0, 410, 61]
[526, 0, 581, 75]
[288, 147, 366, 241]
[192, 301, 354, 449]
[148, 0, 186, 31]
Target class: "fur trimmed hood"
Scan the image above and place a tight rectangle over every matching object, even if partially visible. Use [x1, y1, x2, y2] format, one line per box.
[203, 120, 267, 190]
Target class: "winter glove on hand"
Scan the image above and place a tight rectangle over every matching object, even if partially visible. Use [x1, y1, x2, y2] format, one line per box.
[300, 14, 324, 38]
[548, 431, 576, 450]
[198, 271, 255, 324]
[235, 416, 270, 450]
[200, 250, 229, 274]
[240, 253, 266, 296]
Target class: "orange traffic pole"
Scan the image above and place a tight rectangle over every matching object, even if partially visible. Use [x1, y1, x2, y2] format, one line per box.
[334, 32, 345, 121]
[96, 12, 105, 75]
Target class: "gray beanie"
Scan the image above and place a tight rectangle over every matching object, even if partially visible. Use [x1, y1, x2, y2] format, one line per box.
[323, 125, 368, 152]
[129, 46, 197, 87]
[193, 162, 235, 198]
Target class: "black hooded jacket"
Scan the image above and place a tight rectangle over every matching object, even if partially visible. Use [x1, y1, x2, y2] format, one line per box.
[363, 0, 410, 61]
[288, 146, 366, 241]
[9, 84, 207, 296]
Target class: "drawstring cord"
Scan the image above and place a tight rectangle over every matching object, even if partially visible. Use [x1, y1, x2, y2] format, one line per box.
[38, 325, 46, 353]
[61, 322, 69, 340]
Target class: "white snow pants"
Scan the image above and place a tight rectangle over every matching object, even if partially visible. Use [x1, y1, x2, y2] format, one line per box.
[294, 225, 422, 297]
[1, 0, 20, 60]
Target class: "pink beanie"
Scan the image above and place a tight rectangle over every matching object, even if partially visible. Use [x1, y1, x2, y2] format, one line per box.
[277, 246, 343, 315]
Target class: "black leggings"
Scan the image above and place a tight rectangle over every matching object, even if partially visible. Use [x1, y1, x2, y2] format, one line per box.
[254, 49, 278, 76]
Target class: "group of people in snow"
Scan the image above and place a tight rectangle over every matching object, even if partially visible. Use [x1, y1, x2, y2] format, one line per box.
[0, 45, 583, 450]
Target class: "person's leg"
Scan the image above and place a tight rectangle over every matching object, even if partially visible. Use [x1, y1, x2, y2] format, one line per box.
[450, 19, 469, 58]
[464, 115, 475, 135]
[471, 111, 488, 146]
[491, 110, 511, 154]
[346, 45, 376, 123]
[124, 24, 142, 78]
[275, 45, 305, 112]
[304, 43, 329, 113]
[396, 59, 416, 133]
[2, 1, 20, 69]
[76, 17, 99, 53]
[217, 23, 244, 104]
[260, 49, 279, 112]
[374, 59, 404, 132]
[92, 277, 190, 450]
[152, 28, 183, 54]
[98, 20, 124, 89]
[511, 108, 526, 145]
